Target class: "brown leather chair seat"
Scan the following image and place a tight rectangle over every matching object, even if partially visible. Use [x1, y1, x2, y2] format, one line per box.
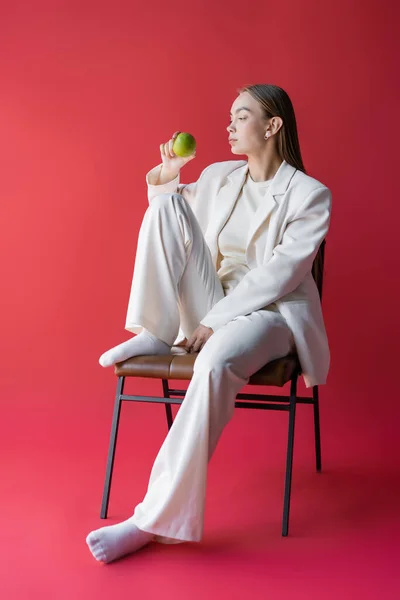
[114, 346, 300, 387]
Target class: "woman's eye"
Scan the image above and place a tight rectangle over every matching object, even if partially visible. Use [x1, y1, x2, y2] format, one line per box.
[228, 117, 246, 124]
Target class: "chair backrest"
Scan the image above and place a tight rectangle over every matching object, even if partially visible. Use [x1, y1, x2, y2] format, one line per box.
[311, 240, 326, 301]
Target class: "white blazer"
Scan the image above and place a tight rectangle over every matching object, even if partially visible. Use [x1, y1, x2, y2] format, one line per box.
[146, 160, 332, 388]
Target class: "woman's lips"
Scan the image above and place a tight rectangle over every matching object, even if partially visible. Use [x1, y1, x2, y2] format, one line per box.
[229, 139, 237, 144]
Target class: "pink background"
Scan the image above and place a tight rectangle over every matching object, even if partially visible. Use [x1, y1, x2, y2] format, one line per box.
[1, 0, 399, 597]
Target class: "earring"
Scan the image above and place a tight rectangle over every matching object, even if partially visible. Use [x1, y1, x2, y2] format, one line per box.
[264, 133, 270, 140]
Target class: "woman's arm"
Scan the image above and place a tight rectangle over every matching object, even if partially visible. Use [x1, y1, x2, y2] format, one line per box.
[200, 186, 332, 331]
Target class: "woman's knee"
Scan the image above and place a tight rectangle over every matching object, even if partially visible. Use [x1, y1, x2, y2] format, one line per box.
[150, 193, 186, 211]
[193, 344, 229, 376]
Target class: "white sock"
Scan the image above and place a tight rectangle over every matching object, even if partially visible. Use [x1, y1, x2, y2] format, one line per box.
[99, 330, 171, 367]
[86, 519, 155, 563]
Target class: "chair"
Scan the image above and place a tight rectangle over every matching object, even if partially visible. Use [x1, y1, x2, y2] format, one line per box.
[100, 240, 326, 537]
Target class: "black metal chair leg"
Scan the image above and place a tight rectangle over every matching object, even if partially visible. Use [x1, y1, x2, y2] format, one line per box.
[162, 379, 173, 430]
[313, 385, 322, 472]
[100, 376, 125, 519]
[282, 376, 297, 537]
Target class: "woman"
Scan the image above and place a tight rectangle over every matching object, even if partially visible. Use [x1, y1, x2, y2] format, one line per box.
[86, 84, 332, 563]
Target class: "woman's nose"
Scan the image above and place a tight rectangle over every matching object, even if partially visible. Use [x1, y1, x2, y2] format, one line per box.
[227, 123, 234, 133]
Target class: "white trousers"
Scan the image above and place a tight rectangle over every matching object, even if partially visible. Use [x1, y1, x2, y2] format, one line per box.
[126, 193, 294, 543]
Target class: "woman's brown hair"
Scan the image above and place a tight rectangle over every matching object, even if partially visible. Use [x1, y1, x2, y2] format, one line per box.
[239, 84, 306, 173]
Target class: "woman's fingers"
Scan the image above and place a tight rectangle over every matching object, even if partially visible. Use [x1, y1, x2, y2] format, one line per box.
[160, 142, 171, 161]
[168, 137, 176, 157]
[186, 326, 212, 353]
[186, 333, 198, 353]
[167, 132, 180, 158]
[160, 133, 180, 160]
[192, 337, 202, 353]
[186, 334, 195, 353]
[190, 334, 206, 353]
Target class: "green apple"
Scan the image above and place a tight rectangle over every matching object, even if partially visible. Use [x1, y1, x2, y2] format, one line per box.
[172, 132, 196, 158]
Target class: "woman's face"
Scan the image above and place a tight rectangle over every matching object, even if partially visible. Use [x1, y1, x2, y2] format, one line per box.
[227, 91, 268, 156]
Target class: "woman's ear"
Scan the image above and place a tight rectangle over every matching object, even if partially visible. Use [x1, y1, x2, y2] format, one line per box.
[270, 116, 283, 135]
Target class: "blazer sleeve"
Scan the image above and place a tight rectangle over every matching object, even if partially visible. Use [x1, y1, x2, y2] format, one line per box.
[200, 186, 332, 331]
[146, 163, 210, 206]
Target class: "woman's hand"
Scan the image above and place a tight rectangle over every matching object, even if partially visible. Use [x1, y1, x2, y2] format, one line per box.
[159, 131, 196, 179]
[186, 325, 214, 353]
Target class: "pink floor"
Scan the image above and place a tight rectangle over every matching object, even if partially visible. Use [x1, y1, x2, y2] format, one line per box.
[2, 373, 399, 599]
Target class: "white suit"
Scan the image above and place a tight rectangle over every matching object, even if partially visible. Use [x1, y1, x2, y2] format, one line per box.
[124, 159, 332, 543]
[127, 159, 332, 387]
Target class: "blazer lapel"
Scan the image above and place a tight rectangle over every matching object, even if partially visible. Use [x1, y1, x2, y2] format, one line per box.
[205, 164, 248, 266]
[246, 189, 276, 248]
[246, 160, 297, 248]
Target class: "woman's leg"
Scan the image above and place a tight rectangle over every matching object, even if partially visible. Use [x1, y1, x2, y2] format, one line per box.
[87, 309, 294, 562]
[87, 193, 224, 562]
[99, 193, 224, 366]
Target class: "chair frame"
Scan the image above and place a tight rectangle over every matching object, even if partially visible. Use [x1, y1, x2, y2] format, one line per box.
[100, 241, 326, 537]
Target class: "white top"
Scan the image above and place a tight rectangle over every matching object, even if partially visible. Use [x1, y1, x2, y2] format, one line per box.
[217, 173, 273, 295]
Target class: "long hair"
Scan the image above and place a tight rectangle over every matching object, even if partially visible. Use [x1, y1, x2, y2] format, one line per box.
[239, 84, 306, 173]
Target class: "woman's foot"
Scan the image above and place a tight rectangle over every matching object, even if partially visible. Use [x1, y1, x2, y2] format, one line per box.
[86, 519, 155, 563]
[99, 330, 171, 367]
